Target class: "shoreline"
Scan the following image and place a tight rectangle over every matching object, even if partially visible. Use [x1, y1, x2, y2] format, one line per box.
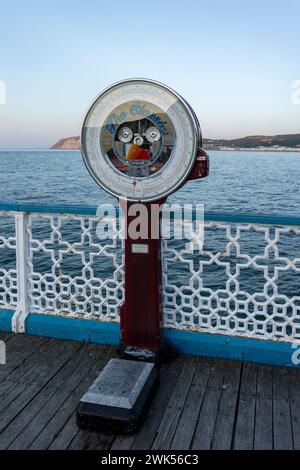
[49, 146, 300, 153]
[205, 147, 300, 152]
[50, 147, 300, 153]
[1, 147, 300, 153]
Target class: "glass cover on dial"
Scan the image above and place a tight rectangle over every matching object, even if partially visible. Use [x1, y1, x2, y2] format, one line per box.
[81, 79, 200, 201]
[101, 100, 174, 179]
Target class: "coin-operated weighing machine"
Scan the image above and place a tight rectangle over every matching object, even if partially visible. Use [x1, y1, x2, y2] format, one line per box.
[77, 79, 209, 432]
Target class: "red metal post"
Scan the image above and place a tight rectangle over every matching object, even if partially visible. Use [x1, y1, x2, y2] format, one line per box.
[120, 199, 165, 353]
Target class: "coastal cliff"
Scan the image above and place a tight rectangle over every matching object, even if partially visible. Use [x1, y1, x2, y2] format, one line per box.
[51, 136, 80, 150]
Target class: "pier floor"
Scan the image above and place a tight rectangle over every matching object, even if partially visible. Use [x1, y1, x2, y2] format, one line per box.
[0, 331, 299, 450]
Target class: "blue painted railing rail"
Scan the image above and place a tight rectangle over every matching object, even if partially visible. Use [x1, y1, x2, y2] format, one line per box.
[1, 201, 300, 226]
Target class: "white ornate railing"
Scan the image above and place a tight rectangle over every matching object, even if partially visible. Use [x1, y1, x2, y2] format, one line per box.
[28, 211, 124, 323]
[163, 218, 300, 342]
[0, 210, 17, 310]
[1, 203, 300, 343]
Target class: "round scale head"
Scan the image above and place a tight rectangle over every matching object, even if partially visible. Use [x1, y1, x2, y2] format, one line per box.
[81, 79, 201, 202]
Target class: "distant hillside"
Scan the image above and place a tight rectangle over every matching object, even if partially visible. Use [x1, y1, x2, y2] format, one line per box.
[204, 134, 300, 150]
[51, 136, 80, 150]
[51, 133, 300, 151]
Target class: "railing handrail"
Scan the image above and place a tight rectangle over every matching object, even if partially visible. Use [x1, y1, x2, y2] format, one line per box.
[1, 201, 300, 226]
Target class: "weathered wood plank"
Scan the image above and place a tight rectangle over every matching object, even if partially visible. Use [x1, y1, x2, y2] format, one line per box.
[273, 366, 293, 450]
[68, 429, 116, 450]
[0, 340, 84, 449]
[191, 359, 228, 450]
[0, 339, 81, 447]
[152, 356, 198, 450]
[0, 334, 46, 381]
[30, 346, 115, 450]
[130, 357, 185, 451]
[233, 362, 257, 450]
[171, 357, 213, 450]
[0, 339, 72, 416]
[1, 333, 299, 451]
[110, 434, 136, 451]
[0, 338, 53, 397]
[48, 411, 78, 450]
[68, 427, 115, 450]
[111, 357, 185, 451]
[211, 360, 242, 450]
[254, 365, 273, 450]
[288, 368, 300, 450]
[8, 343, 106, 449]
[0, 332, 14, 342]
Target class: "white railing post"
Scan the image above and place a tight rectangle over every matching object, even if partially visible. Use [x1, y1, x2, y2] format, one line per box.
[12, 212, 30, 333]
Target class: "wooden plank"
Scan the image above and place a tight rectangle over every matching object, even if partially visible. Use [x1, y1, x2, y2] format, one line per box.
[0, 339, 81, 446]
[0, 332, 14, 342]
[8, 343, 106, 449]
[233, 362, 257, 450]
[0, 334, 46, 381]
[2, 334, 297, 451]
[0, 340, 84, 449]
[191, 359, 228, 450]
[211, 360, 242, 450]
[68, 428, 115, 450]
[48, 411, 78, 450]
[131, 357, 185, 450]
[273, 366, 293, 450]
[152, 356, 198, 450]
[0, 338, 53, 397]
[1, 334, 45, 366]
[110, 434, 136, 451]
[112, 357, 185, 451]
[48, 346, 117, 451]
[29, 346, 115, 450]
[288, 368, 300, 450]
[0, 339, 75, 417]
[254, 365, 273, 450]
[171, 357, 213, 450]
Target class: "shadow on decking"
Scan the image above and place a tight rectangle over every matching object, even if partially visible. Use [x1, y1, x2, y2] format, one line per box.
[0, 331, 298, 450]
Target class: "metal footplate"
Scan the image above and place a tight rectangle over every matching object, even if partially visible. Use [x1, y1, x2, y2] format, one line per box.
[77, 358, 158, 433]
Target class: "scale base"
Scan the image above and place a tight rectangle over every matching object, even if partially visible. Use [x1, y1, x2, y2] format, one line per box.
[77, 358, 158, 433]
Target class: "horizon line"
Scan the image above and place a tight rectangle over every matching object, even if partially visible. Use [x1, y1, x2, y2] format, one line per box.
[1, 131, 300, 151]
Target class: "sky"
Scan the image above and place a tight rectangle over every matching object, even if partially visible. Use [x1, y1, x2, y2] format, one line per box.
[0, 0, 299, 148]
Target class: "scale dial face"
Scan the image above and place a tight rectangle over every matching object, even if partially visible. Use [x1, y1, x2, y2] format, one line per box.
[81, 79, 200, 202]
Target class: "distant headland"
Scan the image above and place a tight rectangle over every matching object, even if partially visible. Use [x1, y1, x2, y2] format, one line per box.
[51, 136, 80, 150]
[51, 133, 300, 152]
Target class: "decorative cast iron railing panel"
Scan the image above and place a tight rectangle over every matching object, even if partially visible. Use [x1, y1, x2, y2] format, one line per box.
[163, 222, 300, 341]
[28, 212, 124, 321]
[0, 211, 17, 309]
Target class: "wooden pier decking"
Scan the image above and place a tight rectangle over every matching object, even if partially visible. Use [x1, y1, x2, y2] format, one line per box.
[0, 331, 299, 450]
